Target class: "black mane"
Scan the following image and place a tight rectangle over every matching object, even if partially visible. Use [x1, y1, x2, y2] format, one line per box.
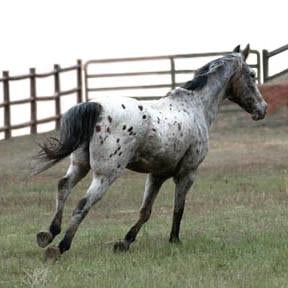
[181, 58, 226, 91]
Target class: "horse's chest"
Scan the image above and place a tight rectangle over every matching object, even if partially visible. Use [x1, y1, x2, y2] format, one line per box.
[178, 128, 209, 173]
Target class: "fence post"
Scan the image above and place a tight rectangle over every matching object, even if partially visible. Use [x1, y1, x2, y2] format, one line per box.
[54, 64, 61, 130]
[84, 64, 89, 102]
[77, 59, 83, 103]
[170, 57, 176, 89]
[30, 68, 37, 134]
[2, 71, 11, 139]
[255, 50, 261, 84]
[262, 49, 269, 83]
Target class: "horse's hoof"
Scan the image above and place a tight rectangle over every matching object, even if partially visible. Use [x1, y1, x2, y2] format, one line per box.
[169, 237, 182, 244]
[113, 240, 129, 252]
[37, 231, 53, 248]
[44, 246, 61, 264]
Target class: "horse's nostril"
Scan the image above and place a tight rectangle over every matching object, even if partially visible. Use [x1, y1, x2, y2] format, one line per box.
[262, 103, 268, 115]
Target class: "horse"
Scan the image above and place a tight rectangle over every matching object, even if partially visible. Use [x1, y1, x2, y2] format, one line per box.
[34, 44, 267, 263]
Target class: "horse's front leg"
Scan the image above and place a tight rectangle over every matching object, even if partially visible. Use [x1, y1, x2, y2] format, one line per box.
[169, 171, 196, 243]
[36, 161, 90, 248]
[114, 174, 167, 252]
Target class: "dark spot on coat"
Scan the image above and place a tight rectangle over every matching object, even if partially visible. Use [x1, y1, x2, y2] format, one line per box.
[152, 128, 156, 132]
[100, 140, 104, 145]
[109, 154, 113, 158]
[121, 104, 126, 109]
[133, 132, 137, 136]
[107, 127, 111, 133]
[138, 105, 143, 111]
[129, 131, 133, 136]
[122, 125, 126, 130]
[108, 116, 112, 123]
[119, 152, 122, 156]
[142, 115, 147, 119]
[117, 138, 120, 143]
[128, 127, 133, 132]
[95, 125, 101, 132]
[117, 164, 121, 168]
[178, 123, 181, 131]
[157, 117, 160, 124]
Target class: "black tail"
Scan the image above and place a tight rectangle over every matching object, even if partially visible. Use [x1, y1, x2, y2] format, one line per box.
[33, 102, 102, 175]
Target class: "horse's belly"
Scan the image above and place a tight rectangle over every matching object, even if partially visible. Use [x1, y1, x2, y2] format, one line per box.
[126, 157, 176, 175]
[126, 146, 184, 175]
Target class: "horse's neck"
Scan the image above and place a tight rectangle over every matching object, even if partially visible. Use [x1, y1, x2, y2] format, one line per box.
[194, 63, 235, 127]
[194, 84, 227, 127]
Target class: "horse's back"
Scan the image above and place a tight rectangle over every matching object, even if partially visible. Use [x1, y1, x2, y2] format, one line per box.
[90, 96, 148, 130]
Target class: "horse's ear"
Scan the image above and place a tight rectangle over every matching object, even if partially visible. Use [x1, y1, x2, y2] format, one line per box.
[233, 45, 241, 53]
[242, 44, 250, 61]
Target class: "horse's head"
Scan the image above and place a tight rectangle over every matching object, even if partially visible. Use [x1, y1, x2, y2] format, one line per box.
[227, 44, 267, 120]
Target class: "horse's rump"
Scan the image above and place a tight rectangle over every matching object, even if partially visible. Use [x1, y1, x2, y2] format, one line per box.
[33, 102, 102, 175]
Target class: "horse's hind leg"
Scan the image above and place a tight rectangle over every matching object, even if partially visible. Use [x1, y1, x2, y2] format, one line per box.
[114, 174, 167, 252]
[44, 172, 115, 262]
[37, 149, 90, 248]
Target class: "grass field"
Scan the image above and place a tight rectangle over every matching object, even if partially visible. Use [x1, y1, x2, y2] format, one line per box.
[1, 107, 288, 288]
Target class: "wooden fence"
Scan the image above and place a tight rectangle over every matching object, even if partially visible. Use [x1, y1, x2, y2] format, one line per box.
[84, 50, 261, 101]
[1, 45, 287, 141]
[0, 60, 82, 139]
[263, 44, 288, 82]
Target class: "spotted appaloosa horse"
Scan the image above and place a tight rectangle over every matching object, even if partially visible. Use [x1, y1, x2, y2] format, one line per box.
[34, 45, 267, 262]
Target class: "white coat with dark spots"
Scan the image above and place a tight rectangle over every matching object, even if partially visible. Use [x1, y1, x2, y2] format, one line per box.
[34, 45, 267, 262]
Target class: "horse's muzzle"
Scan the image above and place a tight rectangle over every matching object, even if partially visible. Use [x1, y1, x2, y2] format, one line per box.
[252, 102, 268, 121]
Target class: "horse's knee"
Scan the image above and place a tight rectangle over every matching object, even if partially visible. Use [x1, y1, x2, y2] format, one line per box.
[140, 208, 152, 223]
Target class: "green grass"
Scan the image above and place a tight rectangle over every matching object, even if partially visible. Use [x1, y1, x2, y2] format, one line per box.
[1, 108, 288, 287]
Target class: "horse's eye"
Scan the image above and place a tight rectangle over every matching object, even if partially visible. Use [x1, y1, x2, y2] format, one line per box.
[250, 71, 256, 79]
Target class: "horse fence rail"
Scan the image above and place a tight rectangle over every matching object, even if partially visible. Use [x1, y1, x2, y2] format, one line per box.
[84, 50, 261, 102]
[0, 60, 82, 140]
[2, 45, 287, 141]
[263, 44, 288, 82]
